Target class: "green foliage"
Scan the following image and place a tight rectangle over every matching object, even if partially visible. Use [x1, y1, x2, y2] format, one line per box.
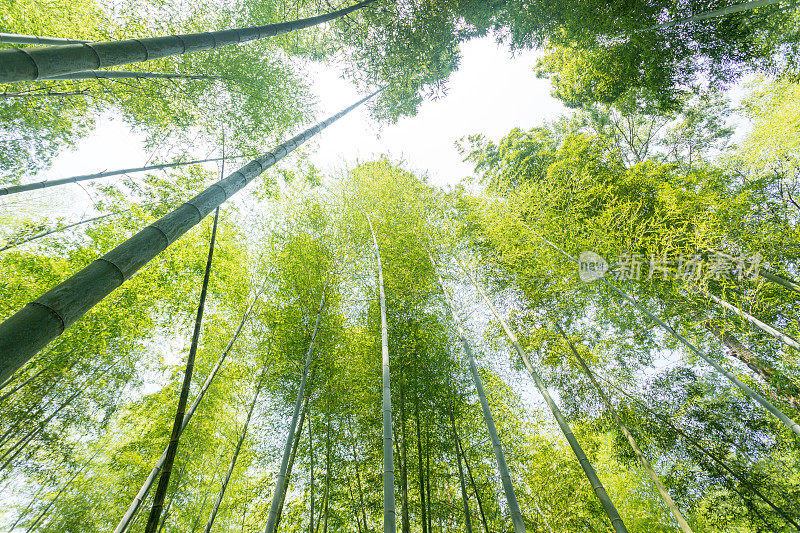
[511, 0, 800, 109]
[3, 2, 800, 531]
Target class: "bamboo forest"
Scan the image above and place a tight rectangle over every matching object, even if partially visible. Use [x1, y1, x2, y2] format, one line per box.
[2, 0, 800, 531]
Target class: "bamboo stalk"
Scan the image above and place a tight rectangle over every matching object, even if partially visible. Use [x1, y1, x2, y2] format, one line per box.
[44, 70, 221, 81]
[645, 0, 788, 30]
[114, 279, 268, 533]
[143, 207, 220, 533]
[596, 372, 800, 530]
[0, 90, 379, 384]
[0, 156, 243, 197]
[449, 405, 473, 533]
[0, 0, 377, 83]
[203, 362, 267, 532]
[0, 33, 89, 45]
[0, 212, 123, 253]
[275, 381, 312, 531]
[555, 323, 693, 533]
[425, 248, 526, 533]
[452, 253, 627, 533]
[518, 220, 800, 437]
[703, 289, 800, 350]
[365, 213, 397, 533]
[263, 286, 327, 533]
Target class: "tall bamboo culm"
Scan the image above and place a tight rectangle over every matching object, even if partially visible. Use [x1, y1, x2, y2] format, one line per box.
[143, 207, 220, 533]
[44, 70, 221, 81]
[0, 33, 89, 45]
[518, 219, 800, 437]
[555, 323, 693, 532]
[702, 289, 800, 350]
[0, 155, 245, 197]
[366, 214, 397, 533]
[263, 286, 327, 533]
[204, 362, 267, 532]
[425, 247, 526, 533]
[0, 0, 376, 83]
[114, 279, 268, 533]
[0, 211, 123, 253]
[645, 0, 786, 30]
[0, 90, 380, 385]
[453, 254, 628, 533]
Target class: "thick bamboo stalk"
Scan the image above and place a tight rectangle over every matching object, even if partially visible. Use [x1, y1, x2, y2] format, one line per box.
[555, 324, 693, 533]
[263, 286, 327, 533]
[762, 270, 800, 294]
[44, 70, 220, 81]
[0, 0, 376, 83]
[365, 213, 397, 533]
[0, 33, 89, 45]
[113, 277, 268, 533]
[425, 249, 526, 533]
[204, 364, 266, 532]
[703, 289, 800, 350]
[143, 207, 220, 533]
[519, 220, 800, 437]
[156, 460, 187, 533]
[0, 155, 241, 197]
[0, 90, 378, 384]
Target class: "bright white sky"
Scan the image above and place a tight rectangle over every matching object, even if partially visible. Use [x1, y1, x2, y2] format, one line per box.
[305, 37, 567, 186]
[17, 36, 567, 221]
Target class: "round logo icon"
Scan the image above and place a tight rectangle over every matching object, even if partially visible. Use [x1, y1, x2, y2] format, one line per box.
[578, 251, 607, 282]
